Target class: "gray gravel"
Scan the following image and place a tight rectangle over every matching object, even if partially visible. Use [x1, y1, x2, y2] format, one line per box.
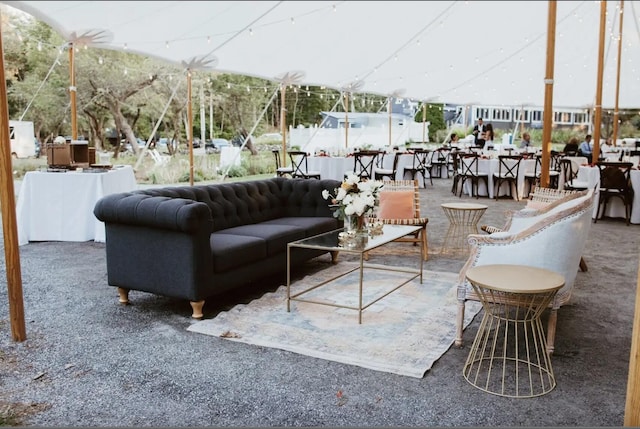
[0, 177, 638, 426]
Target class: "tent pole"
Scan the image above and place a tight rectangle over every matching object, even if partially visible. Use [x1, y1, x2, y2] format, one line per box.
[592, 0, 607, 165]
[0, 21, 26, 341]
[187, 69, 194, 186]
[388, 97, 392, 147]
[344, 92, 349, 149]
[540, 0, 557, 188]
[612, 0, 624, 147]
[422, 102, 427, 144]
[69, 42, 78, 140]
[280, 84, 287, 164]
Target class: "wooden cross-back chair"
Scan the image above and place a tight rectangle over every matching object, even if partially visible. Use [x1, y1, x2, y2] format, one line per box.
[364, 179, 429, 261]
[272, 150, 293, 177]
[287, 151, 321, 179]
[345, 150, 379, 180]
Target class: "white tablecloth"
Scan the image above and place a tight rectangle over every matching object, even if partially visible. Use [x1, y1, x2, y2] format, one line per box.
[16, 165, 138, 245]
[307, 153, 428, 187]
[576, 165, 640, 224]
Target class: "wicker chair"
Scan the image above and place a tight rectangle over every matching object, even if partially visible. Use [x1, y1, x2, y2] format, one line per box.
[364, 179, 429, 261]
[457, 188, 596, 354]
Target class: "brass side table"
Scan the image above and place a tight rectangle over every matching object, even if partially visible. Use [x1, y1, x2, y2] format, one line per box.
[440, 202, 488, 255]
[463, 264, 565, 398]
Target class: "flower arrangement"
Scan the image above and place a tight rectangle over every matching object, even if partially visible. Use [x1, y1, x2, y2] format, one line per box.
[322, 173, 384, 220]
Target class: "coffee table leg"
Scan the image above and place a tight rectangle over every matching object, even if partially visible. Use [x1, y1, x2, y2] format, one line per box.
[286, 245, 291, 312]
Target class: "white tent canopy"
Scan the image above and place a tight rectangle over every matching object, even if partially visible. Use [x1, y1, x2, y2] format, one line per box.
[3, 0, 640, 108]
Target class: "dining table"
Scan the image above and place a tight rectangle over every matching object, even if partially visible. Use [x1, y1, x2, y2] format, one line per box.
[16, 165, 138, 245]
[576, 165, 640, 224]
[460, 157, 536, 200]
[306, 152, 428, 187]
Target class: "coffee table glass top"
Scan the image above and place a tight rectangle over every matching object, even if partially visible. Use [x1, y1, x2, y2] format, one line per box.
[289, 224, 421, 253]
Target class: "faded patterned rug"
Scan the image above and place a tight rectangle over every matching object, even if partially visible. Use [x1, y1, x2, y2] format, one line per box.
[187, 262, 482, 378]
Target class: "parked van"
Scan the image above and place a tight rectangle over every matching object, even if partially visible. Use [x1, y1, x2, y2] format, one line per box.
[9, 120, 36, 158]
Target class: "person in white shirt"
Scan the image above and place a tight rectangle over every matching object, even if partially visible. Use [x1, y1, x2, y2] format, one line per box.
[601, 138, 614, 153]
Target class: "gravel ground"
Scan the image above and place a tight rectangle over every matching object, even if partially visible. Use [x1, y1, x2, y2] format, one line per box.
[0, 177, 638, 427]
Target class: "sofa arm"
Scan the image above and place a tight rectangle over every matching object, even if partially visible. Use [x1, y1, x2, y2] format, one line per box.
[94, 193, 214, 234]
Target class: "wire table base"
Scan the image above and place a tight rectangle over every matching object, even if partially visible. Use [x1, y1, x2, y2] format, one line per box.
[463, 265, 564, 398]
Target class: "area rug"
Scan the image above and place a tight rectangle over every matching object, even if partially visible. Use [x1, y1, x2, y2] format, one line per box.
[187, 262, 482, 378]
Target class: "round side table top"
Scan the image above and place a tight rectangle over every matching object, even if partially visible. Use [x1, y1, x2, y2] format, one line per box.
[465, 264, 565, 294]
[441, 202, 488, 211]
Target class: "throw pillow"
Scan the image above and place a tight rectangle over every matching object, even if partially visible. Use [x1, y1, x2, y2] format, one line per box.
[378, 190, 414, 219]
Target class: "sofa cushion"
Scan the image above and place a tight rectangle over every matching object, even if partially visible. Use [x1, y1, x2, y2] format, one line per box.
[261, 217, 338, 237]
[210, 233, 266, 273]
[219, 223, 306, 256]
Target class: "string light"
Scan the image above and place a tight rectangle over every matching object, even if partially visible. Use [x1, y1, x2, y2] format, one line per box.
[249, 28, 254, 36]
[165, 41, 169, 49]
[37, 41, 42, 51]
[207, 36, 211, 44]
[98, 56, 103, 64]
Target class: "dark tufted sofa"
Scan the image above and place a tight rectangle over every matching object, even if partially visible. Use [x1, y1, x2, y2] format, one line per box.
[93, 177, 342, 318]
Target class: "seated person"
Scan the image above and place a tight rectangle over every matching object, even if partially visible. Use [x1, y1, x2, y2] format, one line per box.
[601, 138, 615, 153]
[578, 134, 593, 163]
[519, 132, 532, 149]
[563, 137, 579, 155]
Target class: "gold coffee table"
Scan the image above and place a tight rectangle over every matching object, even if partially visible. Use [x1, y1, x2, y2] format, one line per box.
[463, 264, 565, 398]
[286, 225, 423, 324]
[440, 202, 488, 255]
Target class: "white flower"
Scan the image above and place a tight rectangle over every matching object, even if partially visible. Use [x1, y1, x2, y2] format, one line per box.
[322, 176, 384, 220]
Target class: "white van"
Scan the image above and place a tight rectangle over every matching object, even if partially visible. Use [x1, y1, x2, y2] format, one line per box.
[9, 120, 36, 158]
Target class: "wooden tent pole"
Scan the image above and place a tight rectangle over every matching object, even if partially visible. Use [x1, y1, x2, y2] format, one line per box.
[69, 42, 77, 140]
[592, 0, 607, 165]
[344, 92, 349, 149]
[422, 102, 427, 144]
[613, 0, 625, 147]
[625, 254, 640, 425]
[187, 69, 194, 186]
[388, 97, 392, 147]
[0, 21, 26, 341]
[540, 0, 557, 188]
[280, 84, 286, 163]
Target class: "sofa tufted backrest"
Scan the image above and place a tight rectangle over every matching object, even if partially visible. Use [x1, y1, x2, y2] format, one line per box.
[138, 177, 340, 232]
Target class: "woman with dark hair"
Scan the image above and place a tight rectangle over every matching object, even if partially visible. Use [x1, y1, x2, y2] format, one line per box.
[563, 137, 579, 155]
[483, 123, 494, 149]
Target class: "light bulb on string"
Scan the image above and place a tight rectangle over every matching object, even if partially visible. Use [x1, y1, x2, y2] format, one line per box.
[37, 41, 42, 51]
[165, 41, 169, 49]
[98, 56, 103, 65]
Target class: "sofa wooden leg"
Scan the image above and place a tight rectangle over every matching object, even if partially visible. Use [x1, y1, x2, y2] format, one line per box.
[455, 301, 465, 348]
[117, 287, 130, 304]
[190, 300, 205, 319]
[330, 251, 340, 264]
[546, 308, 558, 355]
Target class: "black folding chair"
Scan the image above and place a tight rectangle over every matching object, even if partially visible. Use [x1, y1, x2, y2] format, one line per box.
[287, 151, 321, 179]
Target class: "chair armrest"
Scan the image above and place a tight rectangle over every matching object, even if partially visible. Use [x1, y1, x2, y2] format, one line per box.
[94, 193, 214, 234]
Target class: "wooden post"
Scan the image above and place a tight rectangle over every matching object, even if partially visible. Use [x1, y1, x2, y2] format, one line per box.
[592, 0, 607, 165]
[344, 92, 349, 149]
[422, 102, 427, 144]
[0, 22, 26, 341]
[388, 97, 392, 147]
[187, 69, 194, 186]
[69, 42, 78, 140]
[625, 254, 640, 425]
[540, 0, 557, 188]
[612, 0, 624, 147]
[280, 84, 286, 163]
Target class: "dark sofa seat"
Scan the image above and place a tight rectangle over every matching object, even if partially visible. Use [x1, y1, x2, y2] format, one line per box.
[93, 177, 341, 318]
